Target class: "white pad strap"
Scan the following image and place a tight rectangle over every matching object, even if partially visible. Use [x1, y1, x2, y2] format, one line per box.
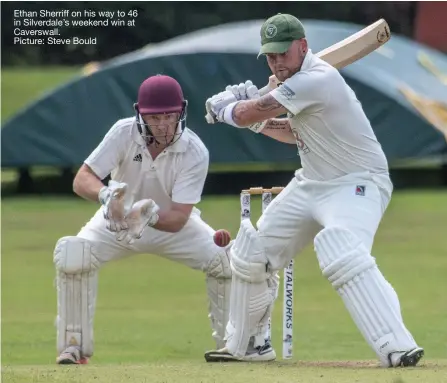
[230, 253, 270, 282]
[54, 236, 101, 357]
[315, 227, 417, 366]
[205, 248, 232, 349]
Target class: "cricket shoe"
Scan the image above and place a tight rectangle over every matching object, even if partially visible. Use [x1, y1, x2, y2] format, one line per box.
[204, 340, 276, 362]
[56, 346, 89, 365]
[388, 347, 424, 367]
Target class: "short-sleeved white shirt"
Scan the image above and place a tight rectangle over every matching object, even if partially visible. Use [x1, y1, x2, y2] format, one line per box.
[270, 50, 389, 181]
[84, 117, 209, 213]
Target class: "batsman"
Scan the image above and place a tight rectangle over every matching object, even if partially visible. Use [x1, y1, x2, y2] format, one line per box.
[204, 14, 424, 367]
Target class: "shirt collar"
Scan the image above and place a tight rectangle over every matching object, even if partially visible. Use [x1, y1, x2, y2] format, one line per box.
[167, 126, 190, 152]
[300, 49, 314, 71]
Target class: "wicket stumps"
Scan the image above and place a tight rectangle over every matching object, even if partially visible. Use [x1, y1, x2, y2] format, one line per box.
[240, 186, 294, 360]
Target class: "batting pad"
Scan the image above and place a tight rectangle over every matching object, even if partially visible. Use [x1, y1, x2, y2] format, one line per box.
[314, 227, 417, 366]
[54, 236, 100, 357]
[225, 220, 272, 358]
[205, 248, 232, 349]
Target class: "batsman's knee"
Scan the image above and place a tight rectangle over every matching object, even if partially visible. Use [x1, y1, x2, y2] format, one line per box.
[256, 214, 294, 271]
[314, 226, 376, 288]
[54, 236, 101, 274]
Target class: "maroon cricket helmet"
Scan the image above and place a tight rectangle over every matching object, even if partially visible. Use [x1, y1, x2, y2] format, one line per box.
[134, 74, 188, 146]
[137, 75, 185, 115]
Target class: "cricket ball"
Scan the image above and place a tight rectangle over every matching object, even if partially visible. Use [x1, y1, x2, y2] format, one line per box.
[213, 229, 231, 247]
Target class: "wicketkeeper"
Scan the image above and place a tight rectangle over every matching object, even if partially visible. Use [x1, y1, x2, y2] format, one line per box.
[53, 75, 271, 364]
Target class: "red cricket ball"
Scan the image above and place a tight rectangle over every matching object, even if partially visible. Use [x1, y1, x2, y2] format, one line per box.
[213, 229, 231, 247]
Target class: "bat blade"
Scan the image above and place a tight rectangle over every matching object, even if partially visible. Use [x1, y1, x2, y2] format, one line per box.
[316, 18, 390, 69]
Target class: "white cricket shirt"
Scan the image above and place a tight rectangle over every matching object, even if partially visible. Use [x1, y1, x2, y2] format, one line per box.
[84, 117, 209, 213]
[270, 50, 389, 181]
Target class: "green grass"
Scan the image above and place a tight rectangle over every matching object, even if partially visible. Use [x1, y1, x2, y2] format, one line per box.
[2, 192, 447, 382]
[1, 66, 79, 123]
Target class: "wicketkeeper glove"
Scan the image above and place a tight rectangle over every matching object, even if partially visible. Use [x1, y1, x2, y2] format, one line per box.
[99, 180, 128, 233]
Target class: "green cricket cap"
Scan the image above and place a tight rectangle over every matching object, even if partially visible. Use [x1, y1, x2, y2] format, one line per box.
[258, 14, 306, 58]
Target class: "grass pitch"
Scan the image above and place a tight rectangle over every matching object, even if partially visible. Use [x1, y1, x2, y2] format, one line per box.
[2, 192, 447, 382]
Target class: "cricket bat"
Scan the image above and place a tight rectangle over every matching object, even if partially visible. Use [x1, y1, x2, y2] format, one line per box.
[205, 18, 390, 123]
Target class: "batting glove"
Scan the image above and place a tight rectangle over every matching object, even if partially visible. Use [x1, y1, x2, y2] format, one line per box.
[225, 80, 261, 100]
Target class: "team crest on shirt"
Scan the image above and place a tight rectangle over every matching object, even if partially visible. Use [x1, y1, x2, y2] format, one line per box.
[355, 185, 366, 196]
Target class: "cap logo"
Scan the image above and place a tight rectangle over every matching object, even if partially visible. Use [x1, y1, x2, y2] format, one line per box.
[265, 24, 277, 39]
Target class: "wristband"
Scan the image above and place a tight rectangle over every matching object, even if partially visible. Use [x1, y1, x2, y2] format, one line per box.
[219, 102, 244, 128]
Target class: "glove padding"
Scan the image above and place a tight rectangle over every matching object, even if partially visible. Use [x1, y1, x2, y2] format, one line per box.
[224, 80, 265, 131]
[225, 80, 260, 101]
[99, 180, 128, 233]
[204, 81, 260, 124]
[116, 199, 160, 245]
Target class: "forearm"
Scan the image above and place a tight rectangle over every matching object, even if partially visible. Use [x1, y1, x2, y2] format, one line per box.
[73, 165, 105, 202]
[260, 118, 296, 144]
[232, 94, 288, 126]
[153, 209, 189, 233]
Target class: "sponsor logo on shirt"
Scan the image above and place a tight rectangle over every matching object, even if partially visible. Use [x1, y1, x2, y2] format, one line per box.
[355, 185, 366, 196]
[278, 84, 295, 100]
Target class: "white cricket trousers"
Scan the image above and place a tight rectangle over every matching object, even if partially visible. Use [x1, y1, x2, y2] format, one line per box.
[77, 210, 219, 270]
[257, 169, 393, 270]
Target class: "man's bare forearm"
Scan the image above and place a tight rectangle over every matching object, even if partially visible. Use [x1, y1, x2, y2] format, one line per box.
[153, 209, 189, 233]
[232, 95, 289, 126]
[73, 164, 105, 202]
[260, 118, 296, 144]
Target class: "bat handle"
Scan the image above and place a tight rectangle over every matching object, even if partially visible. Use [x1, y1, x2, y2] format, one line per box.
[205, 113, 216, 124]
[258, 84, 271, 96]
[204, 82, 274, 123]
